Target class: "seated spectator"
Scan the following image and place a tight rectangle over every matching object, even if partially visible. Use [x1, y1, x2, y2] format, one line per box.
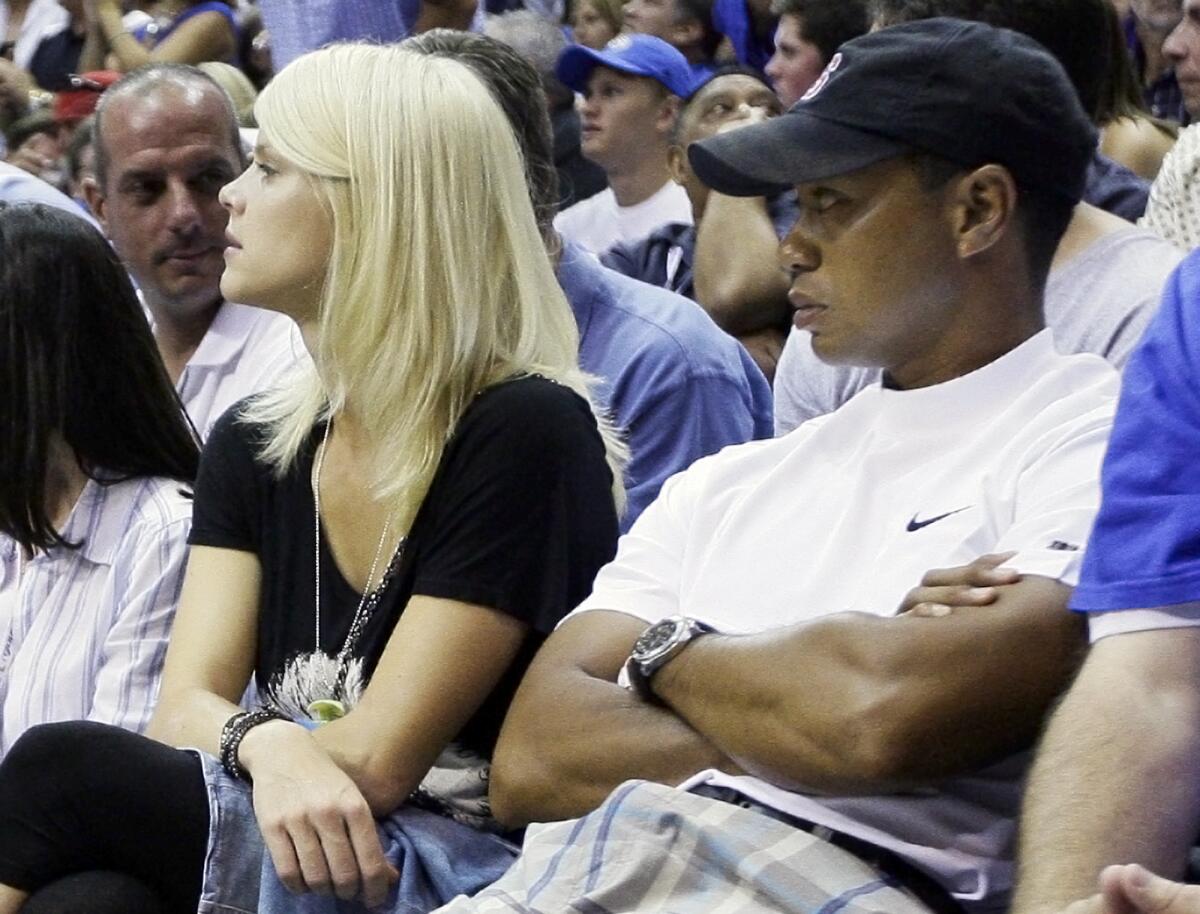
[256, 0, 481, 72]
[0, 0, 66, 70]
[79, 0, 238, 73]
[765, 0, 868, 108]
[553, 34, 695, 254]
[623, 0, 720, 78]
[25, 0, 85, 91]
[0, 42, 624, 914]
[436, 19, 1117, 914]
[3, 107, 64, 186]
[1126, 0, 1189, 124]
[82, 63, 303, 438]
[569, 0, 625, 48]
[0, 202, 197, 755]
[711, 0, 776, 71]
[408, 30, 773, 529]
[1009, 249, 1200, 914]
[1099, 0, 1179, 181]
[482, 10, 607, 208]
[774, 0, 1183, 433]
[603, 65, 794, 380]
[1141, 0, 1200, 247]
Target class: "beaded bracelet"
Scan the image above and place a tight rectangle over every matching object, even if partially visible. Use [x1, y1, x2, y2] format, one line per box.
[218, 707, 289, 781]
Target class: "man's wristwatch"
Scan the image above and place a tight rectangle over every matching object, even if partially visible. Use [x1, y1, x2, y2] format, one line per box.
[621, 615, 714, 701]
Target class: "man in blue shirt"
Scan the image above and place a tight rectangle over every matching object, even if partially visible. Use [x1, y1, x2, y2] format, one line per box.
[404, 30, 773, 531]
[1005, 249, 1200, 914]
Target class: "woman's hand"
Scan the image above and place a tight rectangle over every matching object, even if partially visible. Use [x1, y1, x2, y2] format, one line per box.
[239, 720, 399, 907]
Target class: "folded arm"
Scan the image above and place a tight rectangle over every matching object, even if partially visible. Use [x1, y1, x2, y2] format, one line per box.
[654, 574, 1085, 792]
[489, 609, 737, 828]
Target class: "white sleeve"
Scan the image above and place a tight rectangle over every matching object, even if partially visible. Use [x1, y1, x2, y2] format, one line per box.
[567, 463, 704, 627]
[993, 404, 1114, 586]
[88, 512, 191, 733]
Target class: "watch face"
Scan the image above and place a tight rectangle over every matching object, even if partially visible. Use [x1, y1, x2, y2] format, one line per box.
[635, 618, 684, 659]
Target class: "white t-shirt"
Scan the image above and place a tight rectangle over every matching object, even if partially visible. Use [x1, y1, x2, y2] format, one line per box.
[553, 181, 692, 256]
[0, 0, 66, 69]
[176, 301, 307, 439]
[572, 330, 1118, 911]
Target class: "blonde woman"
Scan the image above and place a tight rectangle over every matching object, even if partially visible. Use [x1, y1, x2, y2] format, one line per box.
[0, 43, 622, 914]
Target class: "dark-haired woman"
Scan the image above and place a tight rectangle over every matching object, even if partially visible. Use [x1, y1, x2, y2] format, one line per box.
[0, 202, 199, 754]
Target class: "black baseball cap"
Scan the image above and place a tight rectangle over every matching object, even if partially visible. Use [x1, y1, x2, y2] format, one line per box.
[688, 18, 1098, 202]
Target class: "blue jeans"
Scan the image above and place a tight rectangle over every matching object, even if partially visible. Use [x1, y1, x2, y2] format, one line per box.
[193, 752, 520, 914]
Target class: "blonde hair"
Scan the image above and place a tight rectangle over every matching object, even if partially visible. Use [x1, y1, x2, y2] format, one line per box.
[197, 61, 259, 127]
[246, 44, 624, 530]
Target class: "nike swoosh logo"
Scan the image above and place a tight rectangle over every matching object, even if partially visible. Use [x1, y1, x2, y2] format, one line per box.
[906, 506, 971, 532]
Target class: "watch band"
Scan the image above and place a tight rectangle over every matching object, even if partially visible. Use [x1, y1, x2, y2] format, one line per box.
[622, 615, 714, 702]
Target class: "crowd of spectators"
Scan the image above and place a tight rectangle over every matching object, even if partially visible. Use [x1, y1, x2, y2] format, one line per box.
[3, 1, 1200, 914]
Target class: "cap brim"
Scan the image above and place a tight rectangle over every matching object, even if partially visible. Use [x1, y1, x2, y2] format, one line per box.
[557, 45, 652, 94]
[688, 110, 913, 197]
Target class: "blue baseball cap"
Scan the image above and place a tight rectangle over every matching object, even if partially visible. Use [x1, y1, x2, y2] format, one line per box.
[556, 34, 695, 98]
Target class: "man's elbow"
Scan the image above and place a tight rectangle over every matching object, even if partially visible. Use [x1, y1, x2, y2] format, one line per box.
[489, 730, 563, 828]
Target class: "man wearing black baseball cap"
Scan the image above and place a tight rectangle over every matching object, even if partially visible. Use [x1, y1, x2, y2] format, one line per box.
[439, 19, 1119, 914]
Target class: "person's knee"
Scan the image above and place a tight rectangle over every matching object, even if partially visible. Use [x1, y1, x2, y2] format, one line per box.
[21, 871, 167, 914]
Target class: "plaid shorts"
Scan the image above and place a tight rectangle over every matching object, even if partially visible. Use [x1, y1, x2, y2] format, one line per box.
[436, 780, 940, 914]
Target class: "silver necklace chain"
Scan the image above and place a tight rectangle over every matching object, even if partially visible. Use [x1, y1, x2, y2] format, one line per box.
[312, 418, 399, 666]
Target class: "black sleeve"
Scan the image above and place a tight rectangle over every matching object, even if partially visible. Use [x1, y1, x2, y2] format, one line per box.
[410, 377, 620, 635]
[186, 401, 264, 553]
[600, 241, 639, 279]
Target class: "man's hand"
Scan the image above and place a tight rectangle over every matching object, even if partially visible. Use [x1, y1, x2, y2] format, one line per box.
[898, 552, 1021, 617]
[1061, 866, 1200, 914]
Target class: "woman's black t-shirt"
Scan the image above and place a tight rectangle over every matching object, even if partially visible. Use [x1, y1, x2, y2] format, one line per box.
[188, 375, 620, 756]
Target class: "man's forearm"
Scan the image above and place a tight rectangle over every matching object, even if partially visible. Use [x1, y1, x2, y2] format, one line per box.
[489, 611, 734, 827]
[654, 580, 1083, 792]
[1013, 629, 1200, 914]
[693, 193, 790, 336]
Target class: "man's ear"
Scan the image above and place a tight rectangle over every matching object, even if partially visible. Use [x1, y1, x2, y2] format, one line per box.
[667, 143, 688, 184]
[82, 175, 110, 235]
[657, 93, 682, 137]
[949, 164, 1017, 261]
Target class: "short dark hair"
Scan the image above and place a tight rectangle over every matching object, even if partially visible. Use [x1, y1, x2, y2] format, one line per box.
[908, 152, 1073, 289]
[675, 0, 723, 60]
[770, 0, 871, 62]
[869, 0, 1109, 123]
[671, 63, 773, 145]
[92, 63, 245, 189]
[403, 30, 560, 240]
[0, 203, 199, 553]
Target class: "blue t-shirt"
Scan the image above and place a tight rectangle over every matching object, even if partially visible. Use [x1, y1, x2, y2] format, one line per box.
[1071, 249, 1200, 612]
[558, 244, 773, 530]
[711, 0, 774, 71]
[257, 0, 485, 71]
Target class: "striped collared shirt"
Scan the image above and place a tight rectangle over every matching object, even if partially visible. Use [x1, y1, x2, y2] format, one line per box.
[0, 475, 192, 756]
